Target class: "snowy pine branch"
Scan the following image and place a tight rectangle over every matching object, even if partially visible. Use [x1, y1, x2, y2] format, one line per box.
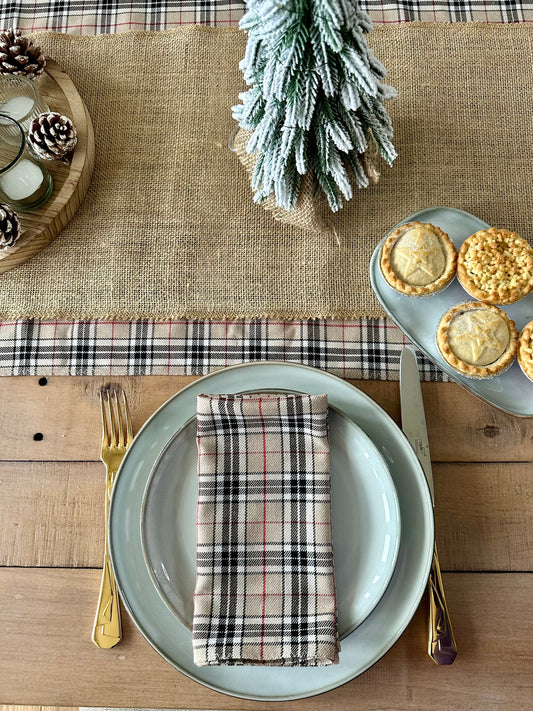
[232, 0, 397, 212]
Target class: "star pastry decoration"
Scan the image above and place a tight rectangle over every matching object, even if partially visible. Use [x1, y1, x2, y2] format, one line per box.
[454, 313, 508, 363]
[394, 229, 443, 281]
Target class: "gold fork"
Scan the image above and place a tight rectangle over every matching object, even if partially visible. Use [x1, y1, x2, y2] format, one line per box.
[92, 386, 133, 648]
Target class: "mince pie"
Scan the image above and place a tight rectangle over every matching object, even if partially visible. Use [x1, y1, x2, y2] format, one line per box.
[380, 222, 457, 296]
[518, 320, 533, 383]
[436, 301, 518, 379]
[457, 228, 533, 305]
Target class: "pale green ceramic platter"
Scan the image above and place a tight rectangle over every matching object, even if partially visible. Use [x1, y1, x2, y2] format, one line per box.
[109, 362, 434, 701]
[370, 206, 533, 416]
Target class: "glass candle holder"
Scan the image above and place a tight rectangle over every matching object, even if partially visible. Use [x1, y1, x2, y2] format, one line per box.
[0, 75, 49, 141]
[0, 114, 53, 211]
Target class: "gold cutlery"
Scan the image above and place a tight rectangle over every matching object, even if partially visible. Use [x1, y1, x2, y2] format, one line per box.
[400, 347, 457, 664]
[92, 386, 133, 649]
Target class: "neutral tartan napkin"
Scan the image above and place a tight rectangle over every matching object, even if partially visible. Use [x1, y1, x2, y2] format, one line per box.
[192, 393, 339, 666]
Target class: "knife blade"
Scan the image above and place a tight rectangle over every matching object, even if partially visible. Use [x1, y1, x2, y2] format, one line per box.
[400, 346, 435, 503]
[400, 346, 457, 665]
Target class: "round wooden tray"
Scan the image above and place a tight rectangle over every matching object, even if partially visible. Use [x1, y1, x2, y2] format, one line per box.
[0, 58, 95, 274]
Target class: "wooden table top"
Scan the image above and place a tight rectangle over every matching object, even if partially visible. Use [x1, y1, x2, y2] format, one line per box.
[1, 374, 532, 710]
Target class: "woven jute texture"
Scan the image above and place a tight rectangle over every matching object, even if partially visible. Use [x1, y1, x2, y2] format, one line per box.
[232, 127, 336, 238]
[1, 24, 533, 320]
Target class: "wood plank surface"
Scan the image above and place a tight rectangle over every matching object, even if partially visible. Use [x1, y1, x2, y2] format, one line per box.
[1, 460, 532, 571]
[0, 462, 102, 568]
[1, 568, 531, 710]
[0, 707, 76, 711]
[1, 374, 532, 709]
[0, 375, 532, 462]
[435, 462, 533, 571]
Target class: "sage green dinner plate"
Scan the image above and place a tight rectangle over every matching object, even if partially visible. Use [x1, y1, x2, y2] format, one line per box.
[109, 362, 433, 701]
[140, 407, 401, 641]
[370, 205, 533, 417]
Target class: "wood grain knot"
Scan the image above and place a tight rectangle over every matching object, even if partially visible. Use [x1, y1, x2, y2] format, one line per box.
[483, 425, 500, 438]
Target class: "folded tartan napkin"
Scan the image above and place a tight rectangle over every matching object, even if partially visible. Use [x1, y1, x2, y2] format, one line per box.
[193, 393, 339, 666]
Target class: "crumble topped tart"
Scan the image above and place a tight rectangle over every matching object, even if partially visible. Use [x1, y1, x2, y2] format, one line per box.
[457, 228, 533, 305]
[436, 301, 518, 378]
[518, 320, 533, 382]
[380, 222, 457, 296]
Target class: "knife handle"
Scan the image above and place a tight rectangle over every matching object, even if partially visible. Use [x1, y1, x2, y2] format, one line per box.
[428, 543, 457, 665]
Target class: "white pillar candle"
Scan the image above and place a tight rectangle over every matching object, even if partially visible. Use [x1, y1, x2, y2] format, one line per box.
[0, 158, 44, 200]
[0, 95, 35, 121]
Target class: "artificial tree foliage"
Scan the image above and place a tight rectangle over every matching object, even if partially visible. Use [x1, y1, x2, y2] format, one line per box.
[232, 0, 397, 212]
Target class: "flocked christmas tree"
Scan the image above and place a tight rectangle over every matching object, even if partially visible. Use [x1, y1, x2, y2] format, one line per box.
[232, 0, 397, 214]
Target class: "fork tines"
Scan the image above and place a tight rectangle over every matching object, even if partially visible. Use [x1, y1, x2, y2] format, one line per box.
[99, 386, 133, 448]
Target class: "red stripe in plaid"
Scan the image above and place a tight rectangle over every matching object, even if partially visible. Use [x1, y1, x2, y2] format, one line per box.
[259, 397, 267, 660]
[193, 393, 339, 666]
[3, 1, 533, 35]
[0, 318, 447, 380]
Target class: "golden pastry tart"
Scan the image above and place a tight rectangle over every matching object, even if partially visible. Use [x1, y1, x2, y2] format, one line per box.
[457, 228, 533, 305]
[436, 301, 518, 378]
[380, 222, 457, 296]
[518, 320, 533, 382]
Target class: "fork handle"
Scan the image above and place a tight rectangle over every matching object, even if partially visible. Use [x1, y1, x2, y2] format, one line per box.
[92, 469, 122, 648]
[428, 544, 457, 665]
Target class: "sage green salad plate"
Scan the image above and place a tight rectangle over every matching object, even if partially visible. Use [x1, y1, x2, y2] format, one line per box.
[109, 362, 433, 701]
[370, 206, 533, 417]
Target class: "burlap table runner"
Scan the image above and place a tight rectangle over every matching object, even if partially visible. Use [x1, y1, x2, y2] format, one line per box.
[1, 24, 532, 320]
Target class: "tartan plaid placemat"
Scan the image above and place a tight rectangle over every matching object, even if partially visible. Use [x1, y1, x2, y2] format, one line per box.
[193, 393, 339, 666]
[2, 1, 532, 33]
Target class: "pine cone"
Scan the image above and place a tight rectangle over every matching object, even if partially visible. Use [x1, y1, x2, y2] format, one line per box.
[28, 112, 78, 160]
[0, 203, 21, 250]
[0, 29, 46, 79]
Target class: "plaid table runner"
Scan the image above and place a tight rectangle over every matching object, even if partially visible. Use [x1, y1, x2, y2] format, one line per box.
[193, 393, 339, 666]
[0, 318, 447, 379]
[1, 1, 530, 377]
[2, 1, 532, 33]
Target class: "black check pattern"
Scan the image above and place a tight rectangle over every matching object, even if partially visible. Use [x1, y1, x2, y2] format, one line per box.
[0, 318, 448, 379]
[193, 394, 339, 666]
[1, 1, 532, 33]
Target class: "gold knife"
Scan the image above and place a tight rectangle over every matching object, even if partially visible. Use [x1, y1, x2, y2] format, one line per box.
[400, 346, 457, 665]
